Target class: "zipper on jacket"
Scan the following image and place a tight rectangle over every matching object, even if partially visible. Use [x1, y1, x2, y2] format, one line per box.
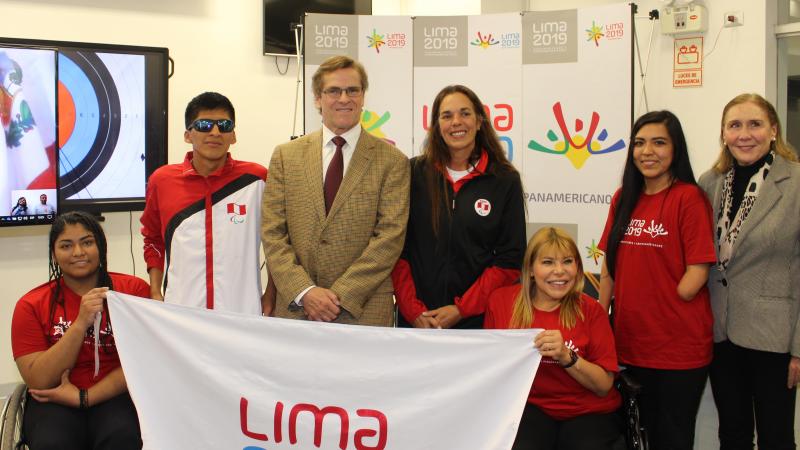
[442, 184, 456, 310]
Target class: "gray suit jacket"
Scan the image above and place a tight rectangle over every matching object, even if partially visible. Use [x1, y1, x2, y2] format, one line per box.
[698, 155, 800, 356]
[261, 129, 410, 326]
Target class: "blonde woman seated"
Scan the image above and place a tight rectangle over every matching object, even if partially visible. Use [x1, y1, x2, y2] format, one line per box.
[485, 227, 621, 450]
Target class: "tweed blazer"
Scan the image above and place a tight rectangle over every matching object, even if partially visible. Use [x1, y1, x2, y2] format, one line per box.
[698, 154, 800, 356]
[261, 129, 410, 326]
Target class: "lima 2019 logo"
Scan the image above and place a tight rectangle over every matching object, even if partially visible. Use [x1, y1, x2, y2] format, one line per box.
[527, 102, 625, 169]
[366, 30, 385, 52]
[361, 109, 395, 146]
[367, 29, 407, 54]
[470, 32, 499, 48]
[585, 20, 625, 47]
[585, 239, 603, 264]
[470, 31, 520, 49]
[586, 21, 604, 46]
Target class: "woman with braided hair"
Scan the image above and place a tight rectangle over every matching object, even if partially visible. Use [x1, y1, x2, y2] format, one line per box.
[11, 211, 150, 450]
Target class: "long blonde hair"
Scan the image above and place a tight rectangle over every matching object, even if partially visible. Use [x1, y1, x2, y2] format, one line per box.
[509, 227, 584, 329]
[713, 93, 798, 173]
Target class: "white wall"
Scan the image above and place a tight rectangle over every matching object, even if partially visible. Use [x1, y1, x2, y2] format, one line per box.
[373, 0, 480, 15]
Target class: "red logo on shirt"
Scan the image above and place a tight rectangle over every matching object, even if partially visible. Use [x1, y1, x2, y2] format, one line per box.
[227, 203, 247, 224]
[474, 199, 491, 217]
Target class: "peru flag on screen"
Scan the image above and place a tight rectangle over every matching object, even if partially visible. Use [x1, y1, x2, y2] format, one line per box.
[1, 77, 51, 189]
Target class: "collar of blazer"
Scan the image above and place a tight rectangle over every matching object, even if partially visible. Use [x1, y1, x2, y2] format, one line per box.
[303, 129, 377, 225]
[723, 154, 793, 262]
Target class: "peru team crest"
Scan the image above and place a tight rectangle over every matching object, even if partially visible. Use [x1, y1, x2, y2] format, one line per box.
[474, 199, 491, 216]
[227, 203, 247, 224]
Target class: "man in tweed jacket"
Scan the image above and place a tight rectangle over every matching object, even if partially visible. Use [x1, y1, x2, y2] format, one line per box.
[261, 56, 409, 326]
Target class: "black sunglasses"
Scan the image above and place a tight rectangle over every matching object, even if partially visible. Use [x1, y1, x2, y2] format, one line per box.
[189, 118, 234, 133]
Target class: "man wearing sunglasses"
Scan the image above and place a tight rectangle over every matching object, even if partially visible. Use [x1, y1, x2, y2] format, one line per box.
[262, 55, 410, 326]
[141, 91, 276, 315]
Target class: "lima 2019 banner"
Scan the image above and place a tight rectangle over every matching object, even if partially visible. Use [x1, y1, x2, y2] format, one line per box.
[109, 292, 542, 449]
[304, 3, 631, 273]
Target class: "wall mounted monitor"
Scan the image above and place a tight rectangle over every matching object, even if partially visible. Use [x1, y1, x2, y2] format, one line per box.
[0, 37, 169, 226]
[263, 0, 371, 56]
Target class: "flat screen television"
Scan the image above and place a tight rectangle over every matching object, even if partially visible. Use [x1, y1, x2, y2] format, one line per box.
[263, 0, 371, 56]
[0, 37, 169, 226]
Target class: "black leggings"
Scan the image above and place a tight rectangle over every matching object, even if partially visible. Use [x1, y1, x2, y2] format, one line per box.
[23, 392, 141, 450]
[623, 364, 708, 450]
[710, 340, 796, 450]
[512, 402, 621, 450]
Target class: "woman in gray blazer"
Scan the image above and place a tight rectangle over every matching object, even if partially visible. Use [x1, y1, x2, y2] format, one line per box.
[698, 93, 799, 450]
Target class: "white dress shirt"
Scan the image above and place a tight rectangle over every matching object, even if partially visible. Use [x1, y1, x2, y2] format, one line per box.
[295, 124, 363, 306]
[321, 124, 362, 182]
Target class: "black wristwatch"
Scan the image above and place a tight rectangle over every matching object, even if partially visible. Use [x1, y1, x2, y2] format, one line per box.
[560, 349, 579, 369]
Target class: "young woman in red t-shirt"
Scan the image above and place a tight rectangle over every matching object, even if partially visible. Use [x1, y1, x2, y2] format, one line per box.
[485, 227, 621, 450]
[598, 110, 716, 450]
[11, 211, 150, 449]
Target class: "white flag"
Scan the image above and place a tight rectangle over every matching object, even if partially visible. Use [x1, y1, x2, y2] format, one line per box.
[108, 292, 542, 450]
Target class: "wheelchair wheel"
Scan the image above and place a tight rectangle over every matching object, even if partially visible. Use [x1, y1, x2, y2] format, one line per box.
[623, 394, 648, 450]
[0, 383, 27, 450]
[616, 371, 649, 450]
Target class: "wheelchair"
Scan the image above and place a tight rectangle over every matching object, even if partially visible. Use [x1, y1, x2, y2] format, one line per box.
[616, 370, 649, 450]
[0, 383, 27, 450]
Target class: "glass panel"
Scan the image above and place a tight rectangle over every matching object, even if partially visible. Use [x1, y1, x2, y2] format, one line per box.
[778, 35, 800, 153]
[779, 0, 800, 25]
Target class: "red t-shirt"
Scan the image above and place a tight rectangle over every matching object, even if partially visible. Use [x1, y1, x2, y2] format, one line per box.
[599, 182, 715, 369]
[485, 285, 621, 420]
[11, 272, 150, 389]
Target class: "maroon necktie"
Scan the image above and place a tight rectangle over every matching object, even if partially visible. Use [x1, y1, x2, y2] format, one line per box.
[324, 136, 346, 215]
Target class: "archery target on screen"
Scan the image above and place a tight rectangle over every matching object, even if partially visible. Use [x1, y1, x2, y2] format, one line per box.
[58, 51, 145, 200]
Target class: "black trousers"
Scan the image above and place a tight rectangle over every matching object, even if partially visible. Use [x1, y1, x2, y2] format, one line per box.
[23, 392, 141, 450]
[623, 364, 708, 450]
[512, 402, 621, 450]
[710, 340, 797, 450]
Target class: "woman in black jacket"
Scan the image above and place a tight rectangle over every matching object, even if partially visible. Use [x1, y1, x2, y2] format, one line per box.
[391, 84, 526, 329]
